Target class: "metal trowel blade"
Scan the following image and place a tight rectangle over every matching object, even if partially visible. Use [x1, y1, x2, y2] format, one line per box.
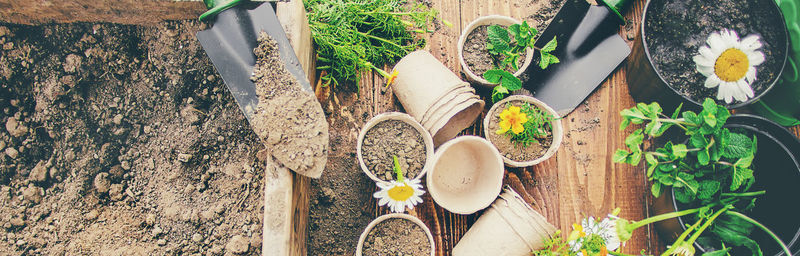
[196, 2, 312, 122]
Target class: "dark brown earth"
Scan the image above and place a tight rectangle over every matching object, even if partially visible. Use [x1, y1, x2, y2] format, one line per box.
[486, 100, 553, 162]
[361, 120, 426, 182]
[644, 0, 786, 106]
[462, 25, 528, 77]
[361, 218, 431, 256]
[0, 22, 265, 255]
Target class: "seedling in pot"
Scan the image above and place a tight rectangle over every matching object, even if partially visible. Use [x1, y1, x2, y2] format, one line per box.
[483, 21, 559, 103]
[495, 103, 554, 148]
[373, 155, 425, 213]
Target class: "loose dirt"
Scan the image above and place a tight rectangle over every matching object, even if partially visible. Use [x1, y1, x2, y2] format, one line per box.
[361, 120, 426, 182]
[250, 33, 328, 179]
[361, 218, 430, 256]
[486, 100, 553, 162]
[0, 22, 264, 255]
[644, 0, 786, 106]
[462, 25, 528, 77]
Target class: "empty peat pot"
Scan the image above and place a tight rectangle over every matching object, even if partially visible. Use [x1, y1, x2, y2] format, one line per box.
[483, 95, 564, 167]
[357, 112, 435, 183]
[392, 50, 484, 146]
[427, 136, 505, 215]
[452, 186, 556, 256]
[652, 114, 800, 255]
[628, 0, 788, 111]
[356, 213, 435, 256]
[458, 15, 534, 86]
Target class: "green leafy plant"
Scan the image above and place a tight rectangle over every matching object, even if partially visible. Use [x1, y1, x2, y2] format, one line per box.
[483, 21, 559, 103]
[531, 230, 575, 256]
[498, 102, 554, 148]
[305, 0, 448, 92]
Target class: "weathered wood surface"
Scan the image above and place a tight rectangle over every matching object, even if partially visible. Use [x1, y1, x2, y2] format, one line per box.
[0, 0, 207, 25]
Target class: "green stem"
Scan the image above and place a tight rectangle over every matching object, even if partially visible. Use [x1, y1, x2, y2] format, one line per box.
[728, 211, 792, 256]
[629, 207, 703, 230]
[686, 207, 730, 244]
[662, 217, 704, 256]
[358, 31, 406, 50]
[721, 191, 765, 198]
[608, 251, 645, 256]
[392, 155, 404, 183]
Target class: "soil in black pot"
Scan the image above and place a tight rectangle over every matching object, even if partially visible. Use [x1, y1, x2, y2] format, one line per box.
[362, 218, 431, 256]
[486, 101, 553, 162]
[644, 0, 786, 106]
[463, 25, 528, 77]
[361, 120, 426, 181]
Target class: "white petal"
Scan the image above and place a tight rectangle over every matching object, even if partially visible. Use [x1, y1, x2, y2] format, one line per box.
[746, 66, 757, 84]
[748, 51, 765, 66]
[723, 82, 735, 103]
[378, 197, 389, 206]
[737, 79, 754, 99]
[373, 191, 384, 198]
[708, 33, 727, 56]
[705, 75, 722, 88]
[697, 64, 715, 77]
[740, 35, 762, 50]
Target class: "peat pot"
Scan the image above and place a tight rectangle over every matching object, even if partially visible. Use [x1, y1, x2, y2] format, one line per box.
[427, 136, 504, 215]
[653, 114, 800, 255]
[356, 213, 435, 256]
[628, 0, 788, 111]
[357, 112, 435, 184]
[483, 95, 563, 167]
[392, 50, 484, 146]
[458, 15, 534, 86]
[452, 186, 556, 256]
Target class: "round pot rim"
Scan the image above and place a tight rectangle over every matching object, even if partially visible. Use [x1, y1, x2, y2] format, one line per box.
[640, 0, 789, 109]
[483, 95, 564, 167]
[357, 112, 435, 184]
[355, 213, 436, 256]
[665, 114, 800, 254]
[426, 135, 505, 215]
[458, 15, 535, 86]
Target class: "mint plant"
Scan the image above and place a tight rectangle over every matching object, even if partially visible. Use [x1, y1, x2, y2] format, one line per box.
[483, 21, 558, 103]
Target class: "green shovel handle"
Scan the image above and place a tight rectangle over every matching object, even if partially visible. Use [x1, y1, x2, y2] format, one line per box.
[598, 0, 632, 23]
[199, 0, 243, 22]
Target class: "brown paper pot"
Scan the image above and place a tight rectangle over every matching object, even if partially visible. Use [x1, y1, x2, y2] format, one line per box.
[429, 98, 485, 146]
[392, 50, 469, 119]
[458, 15, 535, 86]
[483, 95, 563, 167]
[419, 86, 475, 127]
[357, 112, 435, 184]
[422, 92, 478, 130]
[452, 186, 556, 256]
[427, 136, 504, 214]
[355, 213, 435, 256]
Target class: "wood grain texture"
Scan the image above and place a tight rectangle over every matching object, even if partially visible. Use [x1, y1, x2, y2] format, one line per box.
[0, 0, 206, 25]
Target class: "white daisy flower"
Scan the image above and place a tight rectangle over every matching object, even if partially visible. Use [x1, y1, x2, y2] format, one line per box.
[373, 178, 425, 213]
[693, 29, 765, 104]
[568, 216, 621, 255]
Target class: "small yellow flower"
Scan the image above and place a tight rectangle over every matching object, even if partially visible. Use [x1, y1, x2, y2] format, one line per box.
[385, 70, 399, 88]
[573, 223, 586, 238]
[496, 106, 528, 135]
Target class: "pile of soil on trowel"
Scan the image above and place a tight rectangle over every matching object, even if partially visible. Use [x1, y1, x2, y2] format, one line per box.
[249, 32, 328, 178]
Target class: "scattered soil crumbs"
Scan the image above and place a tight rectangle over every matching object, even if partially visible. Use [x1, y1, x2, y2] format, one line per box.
[250, 32, 328, 178]
[462, 25, 528, 77]
[486, 101, 553, 162]
[361, 218, 430, 256]
[645, 0, 786, 106]
[361, 120, 426, 181]
[0, 22, 265, 255]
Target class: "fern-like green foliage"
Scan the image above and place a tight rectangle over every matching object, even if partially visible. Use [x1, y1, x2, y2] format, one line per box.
[304, 0, 442, 92]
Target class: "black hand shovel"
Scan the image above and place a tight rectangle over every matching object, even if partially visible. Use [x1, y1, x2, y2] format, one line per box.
[523, 0, 632, 116]
[196, 0, 312, 122]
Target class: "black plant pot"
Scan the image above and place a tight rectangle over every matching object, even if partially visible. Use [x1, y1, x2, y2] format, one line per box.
[652, 114, 800, 255]
[628, 0, 789, 112]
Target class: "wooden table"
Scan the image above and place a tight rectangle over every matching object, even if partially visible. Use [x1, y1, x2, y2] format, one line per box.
[327, 0, 800, 255]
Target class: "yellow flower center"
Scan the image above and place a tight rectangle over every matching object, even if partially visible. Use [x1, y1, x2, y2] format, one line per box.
[714, 48, 749, 82]
[387, 184, 414, 201]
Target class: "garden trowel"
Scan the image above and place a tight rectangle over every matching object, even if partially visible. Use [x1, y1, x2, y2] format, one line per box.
[196, 0, 312, 122]
[522, 0, 632, 116]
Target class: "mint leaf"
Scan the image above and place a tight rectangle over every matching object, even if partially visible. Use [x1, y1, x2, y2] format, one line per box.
[508, 24, 521, 40]
[539, 52, 552, 69]
[541, 37, 558, 52]
[625, 129, 644, 150]
[724, 133, 753, 158]
[483, 69, 504, 84]
[731, 167, 754, 191]
[500, 71, 522, 91]
[613, 149, 629, 163]
[627, 151, 642, 165]
[620, 118, 631, 130]
[651, 182, 663, 197]
[491, 85, 509, 103]
[698, 180, 720, 200]
[674, 187, 695, 203]
[487, 25, 510, 52]
[697, 149, 710, 165]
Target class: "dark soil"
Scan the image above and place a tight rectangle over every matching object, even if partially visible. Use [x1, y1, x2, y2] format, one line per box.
[462, 25, 528, 77]
[644, 0, 786, 106]
[361, 120, 426, 182]
[250, 33, 328, 178]
[361, 218, 430, 256]
[486, 101, 553, 162]
[0, 22, 264, 255]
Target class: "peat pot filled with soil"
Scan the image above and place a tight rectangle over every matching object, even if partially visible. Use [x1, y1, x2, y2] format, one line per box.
[653, 114, 800, 255]
[357, 112, 435, 183]
[483, 95, 563, 167]
[356, 213, 435, 256]
[628, 0, 789, 111]
[458, 15, 534, 86]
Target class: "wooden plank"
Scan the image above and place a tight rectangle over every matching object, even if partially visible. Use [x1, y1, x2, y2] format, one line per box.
[0, 0, 206, 25]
